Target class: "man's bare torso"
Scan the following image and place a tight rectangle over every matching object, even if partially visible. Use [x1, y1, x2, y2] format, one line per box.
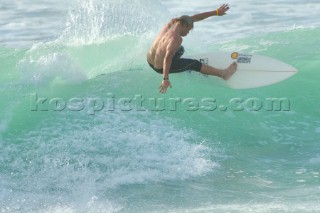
[147, 22, 182, 69]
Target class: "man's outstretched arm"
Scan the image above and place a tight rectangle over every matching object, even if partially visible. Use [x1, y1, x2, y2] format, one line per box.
[191, 4, 230, 22]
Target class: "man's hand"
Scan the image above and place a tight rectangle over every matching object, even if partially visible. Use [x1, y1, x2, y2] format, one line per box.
[159, 80, 172, 94]
[217, 4, 230, 16]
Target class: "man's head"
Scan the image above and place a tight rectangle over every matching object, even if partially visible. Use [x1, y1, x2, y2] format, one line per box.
[173, 15, 194, 36]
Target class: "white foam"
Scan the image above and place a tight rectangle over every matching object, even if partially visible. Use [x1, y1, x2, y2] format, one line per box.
[1, 196, 123, 213]
[17, 44, 87, 85]
[1, 107, 218, 211]
[309, 156, 320, 164]
[59, 0, 168, 46]
[166, 202, 320, 213]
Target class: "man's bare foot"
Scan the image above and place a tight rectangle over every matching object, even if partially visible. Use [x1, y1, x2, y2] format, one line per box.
[222, 62, 237, 80]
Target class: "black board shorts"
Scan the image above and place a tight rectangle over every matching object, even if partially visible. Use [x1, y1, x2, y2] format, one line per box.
[148, 46, 202, 74]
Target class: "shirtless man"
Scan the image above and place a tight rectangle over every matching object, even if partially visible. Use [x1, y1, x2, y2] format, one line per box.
[147, 4, 237, 94]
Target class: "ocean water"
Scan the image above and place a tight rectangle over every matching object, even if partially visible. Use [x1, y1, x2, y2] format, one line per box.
[1, 0, 320, 212]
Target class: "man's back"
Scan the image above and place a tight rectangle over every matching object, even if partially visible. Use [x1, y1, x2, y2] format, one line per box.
[147, 23, 182, 69]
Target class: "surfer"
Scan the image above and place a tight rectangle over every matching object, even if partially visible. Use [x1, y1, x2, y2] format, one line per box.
[147, 4, 237, 94]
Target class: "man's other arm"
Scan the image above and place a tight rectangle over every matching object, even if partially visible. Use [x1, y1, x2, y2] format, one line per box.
[191, 4, 230, 22]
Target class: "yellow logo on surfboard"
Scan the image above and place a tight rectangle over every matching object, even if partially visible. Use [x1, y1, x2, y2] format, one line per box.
[231, 52, 238, 59]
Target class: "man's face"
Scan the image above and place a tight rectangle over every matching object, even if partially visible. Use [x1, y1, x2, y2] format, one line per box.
[181, 25, 193, 37]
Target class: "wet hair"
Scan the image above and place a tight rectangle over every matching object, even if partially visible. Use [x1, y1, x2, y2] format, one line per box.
[172, 15, 194, 29]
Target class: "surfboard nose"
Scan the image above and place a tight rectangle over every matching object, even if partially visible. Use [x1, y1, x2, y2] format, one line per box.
[193, 52, 299, 89]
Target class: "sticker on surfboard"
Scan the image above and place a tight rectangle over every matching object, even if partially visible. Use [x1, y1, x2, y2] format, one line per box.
[231, 52, 252, 64]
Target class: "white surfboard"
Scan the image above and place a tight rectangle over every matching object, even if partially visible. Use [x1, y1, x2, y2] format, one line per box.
[191, 52, 298, 89]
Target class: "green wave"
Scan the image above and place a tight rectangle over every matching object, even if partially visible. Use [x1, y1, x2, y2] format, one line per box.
[1, 28, 319, 137]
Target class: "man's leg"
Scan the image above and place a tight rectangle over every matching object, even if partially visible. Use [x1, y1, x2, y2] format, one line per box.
[200, 62, 237, 80]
